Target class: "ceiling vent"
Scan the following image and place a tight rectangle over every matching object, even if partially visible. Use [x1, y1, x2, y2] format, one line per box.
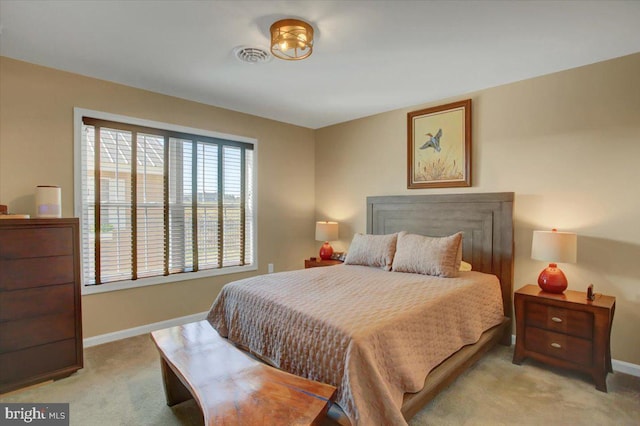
[233, 46, 272, 64]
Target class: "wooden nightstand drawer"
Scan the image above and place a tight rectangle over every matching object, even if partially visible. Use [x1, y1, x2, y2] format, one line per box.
[525, 326, 593, 367]
[525, 301, 593, 339]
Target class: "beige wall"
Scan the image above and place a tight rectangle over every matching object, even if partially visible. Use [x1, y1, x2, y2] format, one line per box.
[0, 57, 316, 337]
[2, 53, 639, 365]
[315, 53, 640, 364]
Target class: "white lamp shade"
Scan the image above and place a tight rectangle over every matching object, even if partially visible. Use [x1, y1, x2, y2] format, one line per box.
[531, 230, 577, 263]
[315, 221, 338, 242]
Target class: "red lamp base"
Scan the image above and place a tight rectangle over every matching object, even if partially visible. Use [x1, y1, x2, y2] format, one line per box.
[319, 242, 334, 260]
[538, 263, 568, 293]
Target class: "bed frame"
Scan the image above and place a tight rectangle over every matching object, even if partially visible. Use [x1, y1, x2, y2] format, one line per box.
[372, 192, 514, 420]
[327, 192, 514, 424]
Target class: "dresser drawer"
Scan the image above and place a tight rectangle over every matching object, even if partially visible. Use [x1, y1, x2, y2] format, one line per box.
[525, 326, 593, 367]
[525, 301, 593, 339]
[0, 312, 76, 353]
[0, 339, 79, 390]
[0, 256, 75, 291]
[0, 227, 74, 259]
[0, 283, 75, 321]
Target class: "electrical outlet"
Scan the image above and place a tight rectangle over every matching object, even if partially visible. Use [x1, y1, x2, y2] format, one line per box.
[268, 263, 274, 274]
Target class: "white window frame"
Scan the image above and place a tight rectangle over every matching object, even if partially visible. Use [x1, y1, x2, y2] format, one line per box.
[74, 108, 258, 295]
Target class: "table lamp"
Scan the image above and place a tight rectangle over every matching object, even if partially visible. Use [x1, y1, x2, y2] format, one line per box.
[315, 221, 338, 260]
[531, 229, 577, 294]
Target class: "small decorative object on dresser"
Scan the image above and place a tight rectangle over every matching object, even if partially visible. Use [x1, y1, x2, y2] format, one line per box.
[0, 203, 30, 219]
[315, 221, 339, 260]
[512, 284, 615, 392]
[331, 251, 346, 261]
[304, 258, 343, 269]
[35, 185, 62, 218]
[0, 214, 30, 219]
[531, 228, 577, 293]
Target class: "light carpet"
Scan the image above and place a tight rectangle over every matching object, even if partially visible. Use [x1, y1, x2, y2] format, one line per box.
[1, 334, 638, 425]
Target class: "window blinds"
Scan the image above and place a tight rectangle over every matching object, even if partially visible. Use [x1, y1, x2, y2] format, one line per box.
[80, 117, 254, 286]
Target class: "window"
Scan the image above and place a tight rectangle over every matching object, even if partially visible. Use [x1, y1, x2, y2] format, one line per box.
[75, 109, 256, 293]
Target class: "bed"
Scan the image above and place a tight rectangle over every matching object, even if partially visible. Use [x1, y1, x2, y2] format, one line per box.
[208, 192, 514, 425]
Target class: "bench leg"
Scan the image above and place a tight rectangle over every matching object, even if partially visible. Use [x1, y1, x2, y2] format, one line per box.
[160, 357, 193, 406]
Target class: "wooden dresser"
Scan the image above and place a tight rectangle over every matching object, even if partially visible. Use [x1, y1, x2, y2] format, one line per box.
[512, 284, 615, 392]
[0, 218, 83, 394]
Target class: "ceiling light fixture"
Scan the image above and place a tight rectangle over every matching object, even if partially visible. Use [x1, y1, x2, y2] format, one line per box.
[270, 19, 314, 61]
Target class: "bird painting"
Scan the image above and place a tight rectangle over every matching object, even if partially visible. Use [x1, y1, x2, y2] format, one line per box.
[419, 128, 442, 152]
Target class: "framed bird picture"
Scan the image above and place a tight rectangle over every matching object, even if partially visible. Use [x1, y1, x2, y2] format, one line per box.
[407, 99, 471, 188]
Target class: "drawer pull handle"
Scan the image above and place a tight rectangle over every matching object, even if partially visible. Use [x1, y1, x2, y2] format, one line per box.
[551, 317, 563, 323]
[551, 342, 562, 349]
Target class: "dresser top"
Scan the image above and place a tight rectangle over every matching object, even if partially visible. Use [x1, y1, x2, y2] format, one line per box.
[0, 218, 78, 227]
[516, 284, 615, 309]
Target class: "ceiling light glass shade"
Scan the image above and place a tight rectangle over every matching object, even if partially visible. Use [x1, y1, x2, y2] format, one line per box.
[270, 19, 314, 60]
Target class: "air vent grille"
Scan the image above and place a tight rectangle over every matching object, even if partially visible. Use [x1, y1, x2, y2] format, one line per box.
[234, 46, 271, 64]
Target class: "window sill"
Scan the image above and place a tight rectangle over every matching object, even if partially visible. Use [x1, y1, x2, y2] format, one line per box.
[81, 264, 257, 295]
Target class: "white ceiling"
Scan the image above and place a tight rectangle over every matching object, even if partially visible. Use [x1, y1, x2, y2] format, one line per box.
[1, 1, 639, 129]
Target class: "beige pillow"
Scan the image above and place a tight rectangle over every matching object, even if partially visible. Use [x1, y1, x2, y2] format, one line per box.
[459, 260, 472, 272]
[344, 233, 398, 271]
[392, 231, 463, 278]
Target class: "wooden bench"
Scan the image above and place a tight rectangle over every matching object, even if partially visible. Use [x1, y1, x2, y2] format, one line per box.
[150, 320, 337, 426]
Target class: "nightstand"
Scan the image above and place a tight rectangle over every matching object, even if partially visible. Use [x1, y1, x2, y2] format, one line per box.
[512, 284, 615, 392]
[304, 258, 343, 268]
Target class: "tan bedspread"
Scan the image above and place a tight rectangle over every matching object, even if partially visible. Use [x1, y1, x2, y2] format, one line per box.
[207, 265, 504, 425]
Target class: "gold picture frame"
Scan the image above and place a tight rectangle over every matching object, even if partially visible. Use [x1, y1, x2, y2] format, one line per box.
[407, 99, 471, 189]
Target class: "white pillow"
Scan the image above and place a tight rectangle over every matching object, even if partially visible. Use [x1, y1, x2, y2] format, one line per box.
[344, 233, 398, 271]
[392, 231, 463, 278]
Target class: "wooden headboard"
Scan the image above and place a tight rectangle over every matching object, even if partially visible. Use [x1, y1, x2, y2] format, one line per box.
[367, 192, 514, 322]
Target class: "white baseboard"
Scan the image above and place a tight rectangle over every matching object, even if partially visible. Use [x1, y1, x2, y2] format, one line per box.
[611, 359, 640, 377]
[511, 334, 639, 378]
[83, 311, 208, 348]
